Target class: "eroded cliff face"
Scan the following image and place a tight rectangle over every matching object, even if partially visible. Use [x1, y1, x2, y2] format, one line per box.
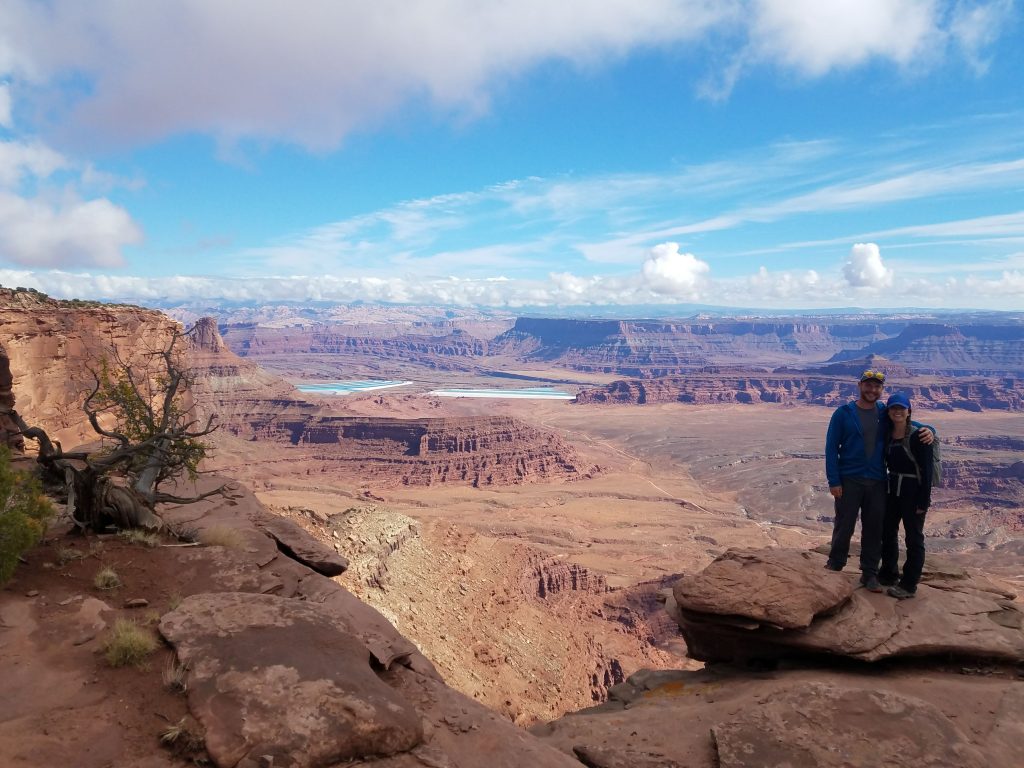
[833, 322, 1024, 374]
[0, 288, 178, 448]
[576, 374, 1024, 410]
[0, 341, 23, 452]
[489, 318, 906, 374]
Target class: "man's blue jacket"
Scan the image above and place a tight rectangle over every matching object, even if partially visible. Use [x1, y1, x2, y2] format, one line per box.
[825, 401, 886, 487]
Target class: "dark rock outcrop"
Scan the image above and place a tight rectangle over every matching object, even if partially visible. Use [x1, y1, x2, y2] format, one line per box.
[670, 547, 1024, 664]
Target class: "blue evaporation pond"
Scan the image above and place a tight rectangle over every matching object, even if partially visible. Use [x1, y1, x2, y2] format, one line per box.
[427, 386, 575, 400]
[296, 380, 412, 395]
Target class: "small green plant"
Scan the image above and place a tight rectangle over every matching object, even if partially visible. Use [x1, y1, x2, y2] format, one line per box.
[118, 529, 160, 548]
[0, 447, 54, 584]
[163, 657, 189, 693]
[167, 591, 183, 611]
[103, 619, 157, 667]
[198, 525, 244, 549]
[93, 566, 121, 590]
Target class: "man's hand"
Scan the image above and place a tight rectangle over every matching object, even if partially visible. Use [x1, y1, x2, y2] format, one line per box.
[918, 427, 935, 445]
[830, 486, 843, 499]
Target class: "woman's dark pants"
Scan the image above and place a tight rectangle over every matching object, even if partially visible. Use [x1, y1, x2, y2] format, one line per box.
[828, 478, 885, 576]
[880, 487, 927, 593]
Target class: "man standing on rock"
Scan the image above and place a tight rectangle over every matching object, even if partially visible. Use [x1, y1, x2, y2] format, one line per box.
[824, 370, 931, 591]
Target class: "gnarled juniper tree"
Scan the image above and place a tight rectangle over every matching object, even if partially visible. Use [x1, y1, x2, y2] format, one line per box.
[14, 326, 222, 531]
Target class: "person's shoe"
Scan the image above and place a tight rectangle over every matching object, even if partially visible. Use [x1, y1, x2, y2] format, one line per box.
[887, 585, 916, 600]
[878, 574, 898, 587]
[860, 575, 884, 593]
[824, 561, 843, 572]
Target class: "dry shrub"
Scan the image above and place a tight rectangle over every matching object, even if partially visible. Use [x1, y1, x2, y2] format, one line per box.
[93, 565, 121, 590]
[104, 619, 157, 667]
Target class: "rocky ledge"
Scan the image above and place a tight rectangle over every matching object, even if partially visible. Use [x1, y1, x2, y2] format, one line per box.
[669, 547, 1023, 664]
[533, 546, 1024, 768]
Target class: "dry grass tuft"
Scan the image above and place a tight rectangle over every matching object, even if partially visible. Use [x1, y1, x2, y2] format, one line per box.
[93, 565, 121, 590]
[198, 525, 244, 550]
[55, 546, 85, 566]
[119, 529, 161, 548]
[163, 657, 189, 693]
[103, 619, 157, 667]
[159, 717, 204, 755]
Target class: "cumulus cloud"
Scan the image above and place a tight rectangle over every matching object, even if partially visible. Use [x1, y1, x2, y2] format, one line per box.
[0, 1, 1012, 150]
[842, 242, 893, 289]
[640, 242, 710, 296]
[0, 192, 143, 267]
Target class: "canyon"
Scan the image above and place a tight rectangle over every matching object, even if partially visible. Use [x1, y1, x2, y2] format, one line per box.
[3, 290, 1023, 767]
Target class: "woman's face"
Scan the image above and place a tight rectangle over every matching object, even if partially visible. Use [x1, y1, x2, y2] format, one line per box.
[888, 405, 909, 425]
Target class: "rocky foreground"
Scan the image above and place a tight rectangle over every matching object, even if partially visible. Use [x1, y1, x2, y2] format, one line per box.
[3, 489, 1022, 767]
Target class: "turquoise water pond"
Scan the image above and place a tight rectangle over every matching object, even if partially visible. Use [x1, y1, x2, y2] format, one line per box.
[427, 386, 574, 400]
[295, 380, 412, 395]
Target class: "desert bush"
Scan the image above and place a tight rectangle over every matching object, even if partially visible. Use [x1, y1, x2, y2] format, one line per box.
[0, 447, 54, 584]
[163, 657, 189, 693]
[93, 565, 121, 590]
[104, 619, 157, 667]
[198, 525, 244, 549]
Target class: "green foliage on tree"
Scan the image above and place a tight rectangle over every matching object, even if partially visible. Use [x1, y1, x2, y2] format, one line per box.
[0, 447, 53, 584]
[91, 356, 207, 484]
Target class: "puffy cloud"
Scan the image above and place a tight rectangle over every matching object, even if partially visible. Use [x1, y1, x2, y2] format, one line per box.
[0, 192, 142, 267]
[0, 2, 1012, 150]
[748, 0, 940, 76]
[842, 242, 893, 289]
[640, 242, 710, 296]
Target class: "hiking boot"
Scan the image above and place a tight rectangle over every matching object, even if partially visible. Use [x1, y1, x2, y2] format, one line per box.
[887, 585, 916, 600]
[824, 561, 843, 572]
[878, 573, 898, 587]
[860, 575, 884, 593]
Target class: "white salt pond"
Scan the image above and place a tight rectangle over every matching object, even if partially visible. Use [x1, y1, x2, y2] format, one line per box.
[427, 386, 575, 400]
[296, 380, 413, 395]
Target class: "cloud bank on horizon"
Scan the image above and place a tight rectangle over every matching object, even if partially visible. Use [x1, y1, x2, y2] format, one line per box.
[0, 0, 1022, 310]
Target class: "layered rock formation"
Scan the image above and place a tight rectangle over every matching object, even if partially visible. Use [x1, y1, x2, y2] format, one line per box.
[0, 287, 178, 447]
[188, 318, 592, 487]
[831, 322, 1024, 374]
[488, 318, 906, 374]
[576, 373, 1024, 410]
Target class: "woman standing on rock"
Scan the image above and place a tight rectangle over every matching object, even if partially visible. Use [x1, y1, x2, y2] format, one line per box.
[879, 392, 934, 599]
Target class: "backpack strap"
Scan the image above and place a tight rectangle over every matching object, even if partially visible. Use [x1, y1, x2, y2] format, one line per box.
[901, 429, 922, 483]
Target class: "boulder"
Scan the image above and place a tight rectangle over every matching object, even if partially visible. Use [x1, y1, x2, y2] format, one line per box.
[160, 592, 423, 767]
[711, 683, 986, 768]
[672, 547, 1024, 664]
[672, 548, 854, 629]
[253, 511, 349, 576]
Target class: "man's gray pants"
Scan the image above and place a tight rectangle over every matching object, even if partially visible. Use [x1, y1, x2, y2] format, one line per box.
[827, 477, 886, 576]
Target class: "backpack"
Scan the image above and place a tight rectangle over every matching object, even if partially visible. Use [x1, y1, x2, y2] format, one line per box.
[901, 421, 942, 486]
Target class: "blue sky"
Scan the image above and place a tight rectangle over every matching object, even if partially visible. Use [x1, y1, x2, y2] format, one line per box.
[0, 0, 1023, 310]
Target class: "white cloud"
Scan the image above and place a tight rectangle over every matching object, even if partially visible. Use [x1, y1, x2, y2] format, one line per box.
[950, 0, 1015, 74]
[0, 1, 1011, 151]
[748, 0, 940, 77]
[640, 242, 710, 296]
[0, 139, 68, 187]
[0, 192, 142, 267]
[0, 84, 11, 127]
[842, 242, 894, 288]
[0, 0, 729, 151]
